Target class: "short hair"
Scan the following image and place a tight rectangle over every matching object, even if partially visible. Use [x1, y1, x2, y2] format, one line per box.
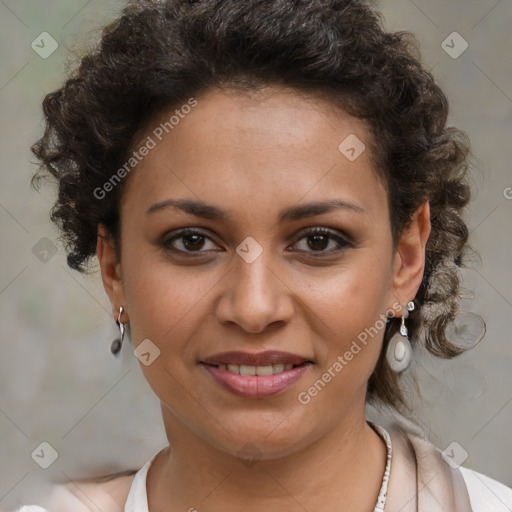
[31, 0, 476, 414]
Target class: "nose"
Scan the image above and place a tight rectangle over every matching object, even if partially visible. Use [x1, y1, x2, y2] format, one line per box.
[215, 250, 294, 335]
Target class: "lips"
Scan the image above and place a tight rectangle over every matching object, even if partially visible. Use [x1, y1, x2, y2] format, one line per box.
[201, 362, 312, 398]
[200, 350, 313, 398]
[201, 350, 312, 367]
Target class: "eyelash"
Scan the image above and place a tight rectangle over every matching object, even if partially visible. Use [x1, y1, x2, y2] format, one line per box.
[161, 227, 353, 257]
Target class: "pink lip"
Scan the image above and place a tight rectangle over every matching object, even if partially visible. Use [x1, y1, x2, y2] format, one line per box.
[201, 350, 312, 366]
[201, 362, 312, 399]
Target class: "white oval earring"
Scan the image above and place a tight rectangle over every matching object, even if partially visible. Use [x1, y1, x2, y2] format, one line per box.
[386, 301, 414, 372]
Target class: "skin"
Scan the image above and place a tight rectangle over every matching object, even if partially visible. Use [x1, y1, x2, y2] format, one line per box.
[97, 85, 431, 511]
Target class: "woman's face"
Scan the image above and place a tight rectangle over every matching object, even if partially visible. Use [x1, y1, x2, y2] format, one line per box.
[99, 85, 427, 460]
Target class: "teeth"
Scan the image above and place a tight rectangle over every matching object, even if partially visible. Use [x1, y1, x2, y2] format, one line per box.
[217, 363, 300, 375]
[240, 365, 256, 376]
[256, 365, 273, 376]
[272, 364, 285, 374]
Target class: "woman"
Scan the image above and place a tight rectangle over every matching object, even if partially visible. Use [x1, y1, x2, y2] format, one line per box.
[20, 0, 511, 510]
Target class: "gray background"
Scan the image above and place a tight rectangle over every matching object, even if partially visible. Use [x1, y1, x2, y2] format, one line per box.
[0, 0, 511, 508]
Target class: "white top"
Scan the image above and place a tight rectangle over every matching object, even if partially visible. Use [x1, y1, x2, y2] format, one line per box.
[14, 462, 512, 512]
[120, 449, 512, 512]
[123, 453, 153, 511]
[459, 466, 512, 511]
[14, 423, 512, 512]
[122, 453, 512, 512]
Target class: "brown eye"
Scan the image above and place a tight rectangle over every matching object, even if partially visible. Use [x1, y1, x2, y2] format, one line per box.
[181, 233, 206, 251]
[307, 233, 330, 251]
[293, 227, 353, 254]
[163, 229, 218, 253]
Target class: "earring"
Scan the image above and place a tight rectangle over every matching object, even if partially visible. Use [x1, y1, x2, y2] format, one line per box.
[386, 301, 414, 372]
[111, 306, 125, 356]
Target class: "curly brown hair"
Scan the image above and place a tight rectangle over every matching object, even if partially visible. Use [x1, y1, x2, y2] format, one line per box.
[31, 0, 477, 415]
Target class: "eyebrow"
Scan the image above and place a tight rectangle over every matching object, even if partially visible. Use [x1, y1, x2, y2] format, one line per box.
[146, 198, 366, 222]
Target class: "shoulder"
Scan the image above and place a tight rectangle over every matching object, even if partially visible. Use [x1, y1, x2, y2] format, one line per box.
[14, 473, 136, 512]
[459, 466, 512, 512]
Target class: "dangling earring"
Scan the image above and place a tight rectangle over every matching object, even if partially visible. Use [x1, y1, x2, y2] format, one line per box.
[386, 301, 415, 372]
[111, 306, 125, 356]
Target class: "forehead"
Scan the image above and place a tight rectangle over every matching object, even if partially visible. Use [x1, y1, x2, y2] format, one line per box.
[121, 86, 388, 221]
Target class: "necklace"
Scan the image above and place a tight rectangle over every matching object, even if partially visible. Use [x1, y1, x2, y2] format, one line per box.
[369, 422, 393, 512]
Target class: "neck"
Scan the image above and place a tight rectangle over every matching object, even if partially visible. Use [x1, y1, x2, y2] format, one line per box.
[147, 402, 387, 512]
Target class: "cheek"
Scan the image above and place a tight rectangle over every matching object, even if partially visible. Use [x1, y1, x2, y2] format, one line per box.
[121, 249, 218, 357]
[121, 256, 203, 407]
[305, 252, 392, 376]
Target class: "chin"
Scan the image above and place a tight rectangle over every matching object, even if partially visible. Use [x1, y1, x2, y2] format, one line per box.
[205, 417, 317, 462]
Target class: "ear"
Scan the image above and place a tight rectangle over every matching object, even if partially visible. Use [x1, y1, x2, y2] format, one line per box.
[97, 224, 127, 321]
[389, 201, 431, 312]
